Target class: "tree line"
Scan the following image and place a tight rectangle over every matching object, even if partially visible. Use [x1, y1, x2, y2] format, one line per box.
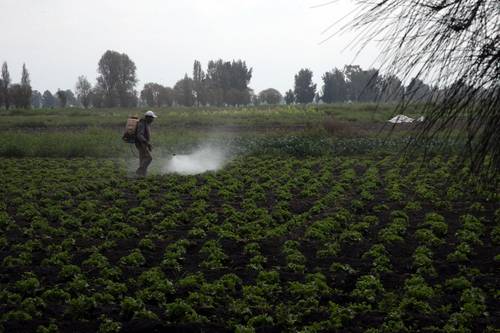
[285, 66, 433, 105]
[1, 50, 437, 110]
[0, 62, 32, 109]
[140, 59, 254, 108]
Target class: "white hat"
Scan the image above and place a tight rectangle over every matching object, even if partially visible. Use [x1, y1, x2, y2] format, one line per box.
[145, 110, 157, 118]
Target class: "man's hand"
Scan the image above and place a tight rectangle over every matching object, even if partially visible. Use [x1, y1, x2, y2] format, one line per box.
[147, 143, 152, 151]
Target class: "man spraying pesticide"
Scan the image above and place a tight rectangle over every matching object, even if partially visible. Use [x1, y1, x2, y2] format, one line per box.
[122, 110, 158, 177]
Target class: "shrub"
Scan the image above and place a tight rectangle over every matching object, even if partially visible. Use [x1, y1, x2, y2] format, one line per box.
[415, 229, 444, 247]
[351, 275, 385, 303]
[119, 249, 146, 267]
[164, 299, 206, 323]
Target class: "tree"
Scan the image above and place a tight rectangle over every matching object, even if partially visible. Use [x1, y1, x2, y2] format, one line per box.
[20, 63, 32, 108]
[294, 68, 316, 104]
[9, 84, 24, 108]
[284, 89, 295, 105]
[0, 78, 3, 108]
[226, 88, 251, 106]
[1, 62, 11, 109]
[141, 83, 158, 107]
[56, 89, 67, 108]
[141, 83, 172, 107]
[314, 93, 321, 104]
[205, 59, 252, 106]
[379, 75, 404, 102]
[91, 86, 105, 108]
[346, 0, 499, 175]
[321, 68, 347, 103]
[259, 88, 282, 105]
[174, 74, 195, 107]
[31, 90, 42, 108]
[159, 86, 174, 107]
[65, 90, 78, 107]
[227, 60, 252, 106]
[192, 60, 207, 106]
[96, 50, 138, 107]
[343, 65, 380, 102]
[251, 90, 260, 106]
[42, 90, 56, 108]
[75, 75, 92, 108]
[406, 78, 431, 102]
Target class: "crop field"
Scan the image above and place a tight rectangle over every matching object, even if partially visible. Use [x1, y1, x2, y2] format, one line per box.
[0, 104, 427, 159]
[0, 106, 498, 333]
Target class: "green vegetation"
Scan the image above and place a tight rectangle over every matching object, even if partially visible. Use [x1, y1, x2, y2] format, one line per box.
[0, 153, 498, 332]
[0, 104, 444, 159]
[0, 104, 421, 128]
[0, 104, 497, 332]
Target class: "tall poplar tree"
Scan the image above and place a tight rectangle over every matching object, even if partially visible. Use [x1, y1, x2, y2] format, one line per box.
[1, 62, 11, 109]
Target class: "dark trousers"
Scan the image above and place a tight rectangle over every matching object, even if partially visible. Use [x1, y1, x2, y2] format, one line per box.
[135, 142, 152, 176]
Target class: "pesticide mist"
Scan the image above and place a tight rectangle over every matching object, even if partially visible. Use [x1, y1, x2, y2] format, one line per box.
[163, 145, 229, 175]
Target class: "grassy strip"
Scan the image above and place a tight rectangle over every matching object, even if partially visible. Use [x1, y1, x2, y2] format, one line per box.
[0, 104, 427, 129]
[0, 127, 461, 158]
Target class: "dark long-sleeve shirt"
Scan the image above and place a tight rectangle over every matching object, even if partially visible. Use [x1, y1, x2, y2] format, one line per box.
[136, 119, 151, 144]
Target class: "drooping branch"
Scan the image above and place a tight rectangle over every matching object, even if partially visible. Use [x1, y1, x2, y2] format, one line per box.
[341, 0, 499, 177]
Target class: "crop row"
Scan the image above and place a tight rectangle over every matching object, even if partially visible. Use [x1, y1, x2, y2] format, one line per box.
[0, 156, 498, 332]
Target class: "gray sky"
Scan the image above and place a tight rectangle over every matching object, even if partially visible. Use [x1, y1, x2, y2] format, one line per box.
[0, 0, 380, 94]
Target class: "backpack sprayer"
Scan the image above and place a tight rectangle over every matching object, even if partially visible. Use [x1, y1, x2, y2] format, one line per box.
[122, 114, 139, 157]
[122, 114, 139, 144]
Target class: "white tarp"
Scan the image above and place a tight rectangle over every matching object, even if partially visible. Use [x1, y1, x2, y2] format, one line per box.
[388, 115, 414, 123]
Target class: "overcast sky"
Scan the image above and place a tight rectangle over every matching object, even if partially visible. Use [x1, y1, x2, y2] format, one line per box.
[0, 0, 381, 94]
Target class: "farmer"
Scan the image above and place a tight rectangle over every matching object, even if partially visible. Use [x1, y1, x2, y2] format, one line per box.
[135, 110, 157, 177]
